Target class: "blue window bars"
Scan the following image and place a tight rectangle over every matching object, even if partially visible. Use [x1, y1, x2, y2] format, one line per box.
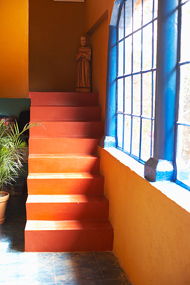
[104, 0, 190, 190]
[176, 0, 190, 189]
[116, 0, 158, 162]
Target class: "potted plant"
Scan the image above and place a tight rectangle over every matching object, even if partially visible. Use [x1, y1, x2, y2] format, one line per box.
[0, 118, 36, 224]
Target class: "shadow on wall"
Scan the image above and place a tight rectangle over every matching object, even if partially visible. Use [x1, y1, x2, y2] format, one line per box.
[0, 98, 30, 119]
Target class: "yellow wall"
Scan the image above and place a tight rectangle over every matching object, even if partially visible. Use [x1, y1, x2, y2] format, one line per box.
[87, 1, 190, 283]
[99, 147, 190, 285]
[29, 0, 85, 92]
[85, 0, 114, 121]
[0, 0, 28, 98]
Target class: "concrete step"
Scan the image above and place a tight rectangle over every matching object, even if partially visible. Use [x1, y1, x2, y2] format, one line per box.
[27, 173, 104, 195]
[28, 154, 100, 173]
[26, 195, 109, 221]
[29, 121, 104, 138]
[29, 138, 101, 155]
[25, 91, 113, 253]
[25, 219, 113, 252]
[29, 92, 99, 106]
[30, 106, 101, 121]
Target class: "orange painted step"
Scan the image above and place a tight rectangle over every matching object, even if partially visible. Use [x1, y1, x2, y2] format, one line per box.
[29, 138, 101, 155]
[30, 121, 104, 138]
[28, 155, 100, 173]
[30, 106, 101, 121]
[25, 91, 114, 253]
[26, 195, 109, 221]
[25, 220, 113, 252]
[27, 173, 104, 195]
[29, 92, 99, 106]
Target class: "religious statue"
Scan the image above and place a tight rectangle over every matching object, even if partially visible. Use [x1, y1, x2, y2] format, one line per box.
[76, 36, 91, 92]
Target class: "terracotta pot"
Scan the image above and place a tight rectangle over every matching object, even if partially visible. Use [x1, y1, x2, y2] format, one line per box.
[0, 191, 10, 224]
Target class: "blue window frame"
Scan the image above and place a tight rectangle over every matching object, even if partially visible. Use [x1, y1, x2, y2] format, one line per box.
[105, 0, 190, 189]
[176, 0, 190, 189]
[116, 0, 158, 163]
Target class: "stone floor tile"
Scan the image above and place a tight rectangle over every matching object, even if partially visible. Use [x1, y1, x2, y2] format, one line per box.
[0, 194, 130, 285]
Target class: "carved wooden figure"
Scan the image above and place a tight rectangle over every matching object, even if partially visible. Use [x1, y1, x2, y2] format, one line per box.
[76, 36, 91, 92]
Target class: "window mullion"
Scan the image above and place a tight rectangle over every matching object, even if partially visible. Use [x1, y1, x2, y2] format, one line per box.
[122, 1, 126, 152]
[130, 0, 134, 155]
[145, 0, 179, 182]
[150, 0, 155, 157]
[139, 0, 144, 160]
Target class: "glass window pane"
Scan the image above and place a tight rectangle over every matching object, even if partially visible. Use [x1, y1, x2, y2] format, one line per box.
[133, 74, 141, 115]
[118, 41, 124, 76]
[124, 115, 131, 153]
[132, 117, 140, 157]
[125, 36, 132, 75]
[118, 6, 124, 40]
[153, 21, 157, 69]
[178, 64, 190, 123]
[143, 0, 153, 25]
[176, 125, 190, 187]
[125, 77, 131, 114]
[117, 79, 124, 112]
[181, 1, 190, 62]
[151, 120, 154, 157]
[154, 0, 158, 18]
[133, 31, 142, 72]
[125, 0, 132, 35]
[152, 71, 156, 118]
[134, 0, 142, 31]
[142, 72, 152, 117]
[117, 114, 123, 148]
[142, 24, 152, 71]
[141, 119, 152, 161]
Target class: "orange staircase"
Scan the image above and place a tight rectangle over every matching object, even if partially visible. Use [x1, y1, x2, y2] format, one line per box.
[25, 92, 113, 252]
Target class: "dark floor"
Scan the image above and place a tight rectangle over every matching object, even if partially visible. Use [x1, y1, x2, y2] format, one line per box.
[0, 193, 131, 285]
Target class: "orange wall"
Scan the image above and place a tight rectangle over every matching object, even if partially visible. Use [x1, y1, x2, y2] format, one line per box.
[86, 0, 114, 32]
[99, 147, 190, 285]
[87, 1, 190, 283]
[29, 0, 85, 92]
[87, 18, 108, 121]
[85, 0, 114, 121]
[0, 0, 28, 98]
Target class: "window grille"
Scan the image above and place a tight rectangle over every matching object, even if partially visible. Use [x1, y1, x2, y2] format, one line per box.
[116, 0, 158, 162]
[176, 0, 190, 189]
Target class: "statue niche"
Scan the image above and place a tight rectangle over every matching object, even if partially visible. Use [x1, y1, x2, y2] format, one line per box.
[76, 36, 91, 92]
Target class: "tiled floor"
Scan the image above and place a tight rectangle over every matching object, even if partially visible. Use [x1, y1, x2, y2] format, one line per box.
[0, 193, 131, 285]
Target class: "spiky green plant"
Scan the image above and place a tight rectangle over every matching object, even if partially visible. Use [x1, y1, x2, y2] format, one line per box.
[0, 119, 37, 194]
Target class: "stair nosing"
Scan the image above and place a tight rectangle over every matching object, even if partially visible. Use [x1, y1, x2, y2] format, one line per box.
[28, 154, 99, 158]
[25, 219, 113, 231]
[31, 105, 99, 107]
[27, 194, 107, 203]
[28, 172, 103, 179]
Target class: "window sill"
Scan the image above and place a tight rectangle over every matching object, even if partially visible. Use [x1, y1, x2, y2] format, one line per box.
[104, 147, 190, 213]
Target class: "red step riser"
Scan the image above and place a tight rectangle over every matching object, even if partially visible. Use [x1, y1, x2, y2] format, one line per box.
[29, 138, 100, 155]
[28, 156, 100, 173]
[25, 91, 114, 252]
[25, 230, 113, 252]
[27, 177, 104, 195]
[29, 122, 104, 138]
[30, 106, 101, 121]
[26, 201, 109, 221]
[29, 92, 99, 106]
